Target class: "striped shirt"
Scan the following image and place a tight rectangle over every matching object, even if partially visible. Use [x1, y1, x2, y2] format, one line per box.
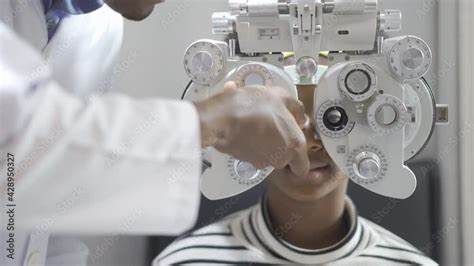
[154, 197, 437, 265]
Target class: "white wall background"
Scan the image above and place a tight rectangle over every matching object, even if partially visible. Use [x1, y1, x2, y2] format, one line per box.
[112, 0, 228, 99]
[86, 0, 466, 265]
[457, 0, 474, 265]
[459, 0, 474, 264]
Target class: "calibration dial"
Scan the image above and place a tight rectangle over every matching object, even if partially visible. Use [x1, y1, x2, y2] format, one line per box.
[228, 158, 272, 186]
[367, 95, 408, 134]
[338, 62, 377, 102]
[346, 145, 388, 184]
[184, 40, 227, 85]
[315, 100, 355, 138]
[234, 63, 273, 87]
[387, 36, 432, 81]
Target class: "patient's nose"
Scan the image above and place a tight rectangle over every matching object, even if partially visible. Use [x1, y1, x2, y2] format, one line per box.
[307, 134, 323, 152]
[302, 119, 323, 152]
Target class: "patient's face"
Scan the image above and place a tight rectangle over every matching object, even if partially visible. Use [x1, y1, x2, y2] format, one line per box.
[267, 85, 348, 201]
[105, 0, 163, 20]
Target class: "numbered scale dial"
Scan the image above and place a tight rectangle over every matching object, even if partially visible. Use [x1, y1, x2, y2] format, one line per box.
[184, 40, 227, 85]
[338, 63, 377, 102]
[315, 100, 355, 138]
[367, 95, 408, 134]
[387, 36, 432, 81]
[228, 158, 273, 186]
[234, 63, 273, 87]
[346, 145, 388, 185]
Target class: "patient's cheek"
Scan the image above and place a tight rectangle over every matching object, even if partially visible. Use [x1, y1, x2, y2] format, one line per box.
[330, 169, 348, 186]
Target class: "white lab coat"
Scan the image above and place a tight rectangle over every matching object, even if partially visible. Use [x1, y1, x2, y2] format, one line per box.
[0, 2, 202, 265]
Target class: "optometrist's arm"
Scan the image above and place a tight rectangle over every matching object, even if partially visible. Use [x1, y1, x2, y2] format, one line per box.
[195, 82, 310, 176]
[0, 23, 201, 235]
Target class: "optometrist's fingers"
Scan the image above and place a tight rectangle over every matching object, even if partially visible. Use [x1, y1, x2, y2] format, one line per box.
[284, 98, 307, 128]
[195, 84, 309, 174]
[279, 110, 310, 176]
[288, 137, 311, 176]
[263, 86, 307, 127]
[224, 81, 237, 92]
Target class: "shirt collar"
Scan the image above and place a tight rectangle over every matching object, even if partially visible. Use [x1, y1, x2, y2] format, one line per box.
[43, 0, 53, 11]
[43, 0, 104, 14]
[247, 196, 367, 264]
[42, 0, 104, 40]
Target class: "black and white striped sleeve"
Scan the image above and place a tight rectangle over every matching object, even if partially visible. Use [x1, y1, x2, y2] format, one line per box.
[154, 220, 258, 265]
[357, 219, 438, 265]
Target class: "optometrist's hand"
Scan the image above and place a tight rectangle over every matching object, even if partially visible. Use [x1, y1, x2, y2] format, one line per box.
[194, 81, 310, 176]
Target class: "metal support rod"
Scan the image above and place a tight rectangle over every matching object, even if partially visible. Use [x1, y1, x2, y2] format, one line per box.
[229, 39, 236, 57]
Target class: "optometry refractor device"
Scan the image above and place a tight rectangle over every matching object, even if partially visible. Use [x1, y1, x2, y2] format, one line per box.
[182, 0, 449, 200]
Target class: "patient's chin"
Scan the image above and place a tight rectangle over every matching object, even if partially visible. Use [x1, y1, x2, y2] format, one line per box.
[283, 181, 340, 202]
[269, 166, 347, 202]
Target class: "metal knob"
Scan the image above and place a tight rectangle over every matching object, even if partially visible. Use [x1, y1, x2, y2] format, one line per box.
[296, 57, 318, 79]
[191, 51, 214, 74]
[332, 0, 377, 15]
[358, 157, 381, 180]
[379, 9, 402, 32]
[230, 0, 280, 16]
[235, 161, 259, 180]
[353, 151, 381, 181]
[326, 109, 343, 125]
[212, 12, 236, 34]
[375, 104, 398, 126]
[229, 0, 248, 15]
[401, 47, 424, 70]
[385, 36, 431, 81]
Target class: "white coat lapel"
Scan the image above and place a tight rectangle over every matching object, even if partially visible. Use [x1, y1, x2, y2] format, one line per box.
[42, 5, 124, 97]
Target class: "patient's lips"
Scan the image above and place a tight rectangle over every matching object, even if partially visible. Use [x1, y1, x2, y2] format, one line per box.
[283, 157, 332, 179]
[309, 162, 329, 170]
[305, 164, 329, 177]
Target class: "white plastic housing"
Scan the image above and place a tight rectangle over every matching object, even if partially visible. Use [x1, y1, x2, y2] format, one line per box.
[315, 57, 417, 199]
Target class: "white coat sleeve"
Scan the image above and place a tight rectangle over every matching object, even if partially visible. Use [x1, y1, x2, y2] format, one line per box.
[0, 23, 202, 236]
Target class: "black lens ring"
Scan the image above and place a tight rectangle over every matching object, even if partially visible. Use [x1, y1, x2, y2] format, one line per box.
[323, 106, 349, 131]
[344, 69, 371, 96]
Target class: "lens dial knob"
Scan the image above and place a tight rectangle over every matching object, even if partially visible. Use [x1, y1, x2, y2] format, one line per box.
[234, 161, 259, 180]
[368, 95, 408, 134]
[346, 146, 388, 184]
[387, 36, 432, 81]
[326, 109, 343, 125]
[316, 100, 355, 138]
[228, 158, 272, 186]
[234, 63, 273, 87]
[184, 40, 227, 85]
[357, 156, 381, 180]
[191, 51, 214, 73]
[338, 63, 377, 102]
